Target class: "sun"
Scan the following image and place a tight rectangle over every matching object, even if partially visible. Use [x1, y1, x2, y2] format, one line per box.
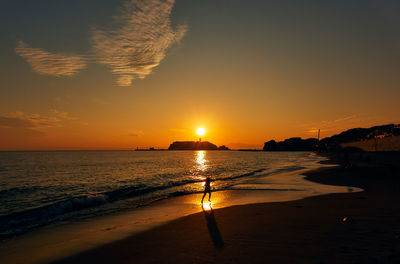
[197, 127, 206, 136]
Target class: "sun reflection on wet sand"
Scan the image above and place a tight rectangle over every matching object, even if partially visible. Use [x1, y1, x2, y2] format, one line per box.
[201, 202, 213, 211]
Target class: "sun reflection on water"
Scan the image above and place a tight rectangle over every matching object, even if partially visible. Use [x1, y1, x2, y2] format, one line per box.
[193, 150, 209, 188]
[196, 150, 207, 172]
[194, 151, 217, 206]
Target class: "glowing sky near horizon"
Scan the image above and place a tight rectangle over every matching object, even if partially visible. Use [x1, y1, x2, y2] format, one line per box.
[1, 0, 400, 150]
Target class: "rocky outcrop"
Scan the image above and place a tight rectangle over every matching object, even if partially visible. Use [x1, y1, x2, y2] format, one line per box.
[218, 145, 230, 150]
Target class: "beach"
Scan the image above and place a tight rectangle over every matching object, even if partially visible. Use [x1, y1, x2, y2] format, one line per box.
[0, 152, 399, 264]
[48, 154, 400, 264]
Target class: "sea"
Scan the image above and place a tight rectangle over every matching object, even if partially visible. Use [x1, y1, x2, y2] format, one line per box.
[0, 150, 325, 239]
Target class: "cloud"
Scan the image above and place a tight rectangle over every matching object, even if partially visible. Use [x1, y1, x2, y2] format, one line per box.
[0, 114, 37, 129]
[15, 0, 186, 86]
[305, 115, 359, 133]
[50, 109, 79, 120]
[0, 115, 45, 137]
[91, 0, 187, 86]
[122, 130, 144, 137]
[1, 112, 61, 129]
[15, 41, 87, 77]
[0, 110, 79, 135]
[333, 115, 357, 123]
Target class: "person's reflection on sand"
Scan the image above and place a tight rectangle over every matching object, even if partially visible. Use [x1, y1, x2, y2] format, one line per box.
[202, 203, 224, 249]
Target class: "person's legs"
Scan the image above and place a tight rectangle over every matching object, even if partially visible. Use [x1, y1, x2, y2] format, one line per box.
[208, 191, 211, 201]
[201, 192, 206, 203]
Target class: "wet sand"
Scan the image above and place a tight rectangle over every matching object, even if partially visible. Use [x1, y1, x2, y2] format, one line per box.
[53, 156, 400, 264]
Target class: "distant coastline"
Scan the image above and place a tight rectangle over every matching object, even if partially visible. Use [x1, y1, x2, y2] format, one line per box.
[264, 123, 400, 152]
[132, 123, 400, 152]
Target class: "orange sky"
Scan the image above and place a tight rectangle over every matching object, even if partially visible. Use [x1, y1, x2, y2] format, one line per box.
[1, 0, 400, 150]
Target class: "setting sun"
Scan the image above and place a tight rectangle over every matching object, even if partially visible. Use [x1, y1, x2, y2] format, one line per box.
[197, 127, 206, 137]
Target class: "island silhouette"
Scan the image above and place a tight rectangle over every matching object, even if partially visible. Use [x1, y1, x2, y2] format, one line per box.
[168, 141, 229, 150]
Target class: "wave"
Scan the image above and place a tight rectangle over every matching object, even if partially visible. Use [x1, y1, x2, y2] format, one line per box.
[0, 194, 108, 238]
[0, 186, 47, 198]
[0, 166, 304, 238]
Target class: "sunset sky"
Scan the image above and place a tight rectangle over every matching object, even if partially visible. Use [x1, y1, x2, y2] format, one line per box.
[1, 0, 400, 150]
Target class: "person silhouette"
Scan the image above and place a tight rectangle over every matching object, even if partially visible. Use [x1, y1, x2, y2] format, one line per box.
[201, 177, 212, 203]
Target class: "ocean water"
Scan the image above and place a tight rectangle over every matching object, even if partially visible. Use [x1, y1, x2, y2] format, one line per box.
[0, 150, 322, 238]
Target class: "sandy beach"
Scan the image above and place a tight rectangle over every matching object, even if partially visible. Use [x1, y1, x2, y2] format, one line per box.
[50, 154, 400, 264]
[1, 153, 359, 264]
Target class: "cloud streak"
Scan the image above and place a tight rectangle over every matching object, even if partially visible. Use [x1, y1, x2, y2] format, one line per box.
[50, 109, 79, 121]
[0, 111, 79, 134]
[122, 130, 144, 137]
[15, 41, 87, 77]
[91, 0, 187, 86]
[305, 115, 361, 135]
[15, 0, 186, 86]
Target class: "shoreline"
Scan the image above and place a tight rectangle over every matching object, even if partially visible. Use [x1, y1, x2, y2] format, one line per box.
[0, 154, 358, 264]
[1, 152, 399, 263]
[52, 153, 400, 264]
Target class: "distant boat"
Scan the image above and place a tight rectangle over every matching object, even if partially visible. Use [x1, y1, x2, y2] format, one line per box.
[135, 147, 167, 151]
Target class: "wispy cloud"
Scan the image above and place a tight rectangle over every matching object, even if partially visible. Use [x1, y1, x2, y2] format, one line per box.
[305, 115, 361, 135]
[50, 109, 79, 120]
[333, 115, 358, 123]
[0, 114, 39, 130]
[122, 130, 144, 137]
[91, 0, 187, 86]
[0, 110, 79, 134]
[15, 0, 186, 86]
[1, 111, 62, 130]
[15, 41, 87, 77]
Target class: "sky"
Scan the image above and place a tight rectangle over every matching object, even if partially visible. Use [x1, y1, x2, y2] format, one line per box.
[1, 0, 400, 150]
